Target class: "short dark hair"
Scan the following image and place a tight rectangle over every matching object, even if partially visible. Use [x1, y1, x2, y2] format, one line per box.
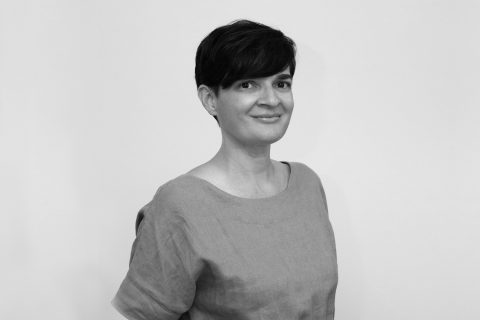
[195, 19, 296, 95]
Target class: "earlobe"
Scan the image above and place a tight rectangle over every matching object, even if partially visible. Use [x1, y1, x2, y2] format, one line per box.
[197, 85, 217, 117]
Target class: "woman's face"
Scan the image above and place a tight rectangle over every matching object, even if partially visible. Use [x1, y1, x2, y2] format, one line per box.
[214, 68, 294, 147]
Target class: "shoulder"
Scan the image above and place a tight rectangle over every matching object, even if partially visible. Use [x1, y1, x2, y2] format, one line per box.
[289, 161, 328, 204]
[289, 161, 322, 184]
[135, 175, 206, 233]
[152, 175, 199, 207]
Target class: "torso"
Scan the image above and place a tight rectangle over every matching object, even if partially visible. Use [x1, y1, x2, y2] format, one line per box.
[114, 162, 338, 320]
[178, 162, 338, 319]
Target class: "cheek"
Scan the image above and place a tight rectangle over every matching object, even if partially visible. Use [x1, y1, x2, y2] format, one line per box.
[288, 97, 294, 109]
[283, 94, 294, 112]
[218, 96, 252, 118]
[216, 102, 247, 130]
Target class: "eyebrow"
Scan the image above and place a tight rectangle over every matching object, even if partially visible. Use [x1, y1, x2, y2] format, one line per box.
[276, 74, 293, 80]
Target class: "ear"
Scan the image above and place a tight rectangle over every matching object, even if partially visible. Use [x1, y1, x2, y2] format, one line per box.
[197, 85, 218, 117]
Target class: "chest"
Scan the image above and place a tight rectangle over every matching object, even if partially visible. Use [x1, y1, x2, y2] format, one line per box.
[192, 206, 337, 315]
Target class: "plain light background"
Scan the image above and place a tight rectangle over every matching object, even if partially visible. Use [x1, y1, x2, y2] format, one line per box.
[1, 0, 479, 319]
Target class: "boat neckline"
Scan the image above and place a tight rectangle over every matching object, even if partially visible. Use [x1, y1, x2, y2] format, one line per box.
[179, 161, 295, 202]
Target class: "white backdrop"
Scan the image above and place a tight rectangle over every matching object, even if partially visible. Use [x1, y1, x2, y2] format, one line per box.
[1, 1, 479, 319]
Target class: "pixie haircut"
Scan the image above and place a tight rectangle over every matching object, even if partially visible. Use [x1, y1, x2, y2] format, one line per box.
[195, 20, 296, 95]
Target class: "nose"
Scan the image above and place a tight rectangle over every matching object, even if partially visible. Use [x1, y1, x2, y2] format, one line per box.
[258, 86, 280, 107]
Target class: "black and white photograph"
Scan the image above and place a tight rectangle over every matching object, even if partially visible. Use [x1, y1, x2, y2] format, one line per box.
[1, 1, 479, 319]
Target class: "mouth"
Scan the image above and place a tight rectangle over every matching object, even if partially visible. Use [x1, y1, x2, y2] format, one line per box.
[251, 114, 282, 123]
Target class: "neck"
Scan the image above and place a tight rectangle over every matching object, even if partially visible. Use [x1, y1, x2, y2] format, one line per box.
[211, 133, 275, 181]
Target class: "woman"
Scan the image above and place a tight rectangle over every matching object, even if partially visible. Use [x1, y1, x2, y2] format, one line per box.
[113, 20, 338, 320]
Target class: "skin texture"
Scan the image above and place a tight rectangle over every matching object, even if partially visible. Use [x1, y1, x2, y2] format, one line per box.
[191, 68, 294, 198]
[213, 68, 294, 148]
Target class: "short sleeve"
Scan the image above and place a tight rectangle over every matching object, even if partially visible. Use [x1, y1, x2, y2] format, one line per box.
[113, 201, 200, 320]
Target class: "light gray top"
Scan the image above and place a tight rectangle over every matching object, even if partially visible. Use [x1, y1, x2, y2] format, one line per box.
[113, 162, 338, 320]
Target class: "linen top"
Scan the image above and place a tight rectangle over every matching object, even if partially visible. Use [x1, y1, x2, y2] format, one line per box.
[113, 162, 338, 320]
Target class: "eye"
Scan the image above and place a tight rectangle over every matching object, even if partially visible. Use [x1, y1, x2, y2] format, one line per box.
[276, 81, 292, 89]
[239, 81, 255, 89]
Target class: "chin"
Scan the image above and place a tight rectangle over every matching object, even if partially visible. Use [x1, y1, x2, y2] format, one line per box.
[251, 129, 288, 146]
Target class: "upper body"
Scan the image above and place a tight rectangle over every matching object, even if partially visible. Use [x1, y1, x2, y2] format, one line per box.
[113, 19, 338, 319]
[113, 161, 338, 319]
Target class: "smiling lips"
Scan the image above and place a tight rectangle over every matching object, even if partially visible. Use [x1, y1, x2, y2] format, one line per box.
[251, 114, 282, 123]
[251, 114, 281, 118]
